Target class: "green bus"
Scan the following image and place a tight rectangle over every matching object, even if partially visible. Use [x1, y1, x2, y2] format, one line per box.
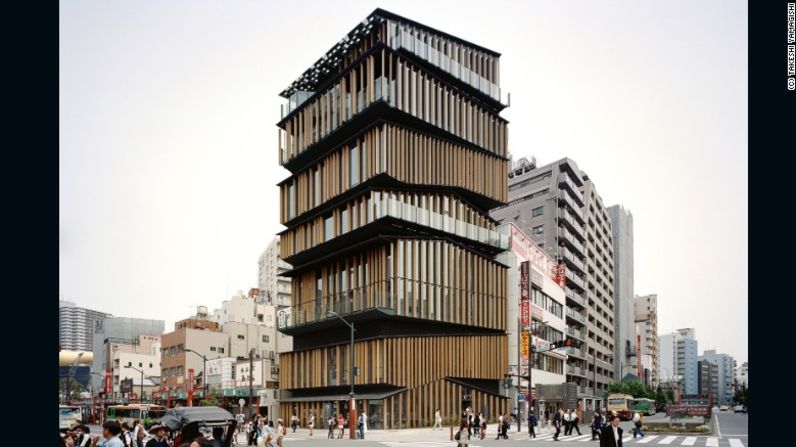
[630, 398, 656, 416]
[106, 404, 166, 429]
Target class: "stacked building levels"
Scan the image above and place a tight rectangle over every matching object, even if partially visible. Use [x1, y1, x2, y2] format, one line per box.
[490, 157, 616, 407]
[275, 8, 510, 429]
[634, 294, 659, 387]
[60, 299, 112, 352]
[607, 205, 635, 381]
[699, 350, 735, 405]
[258, 237, 293, 308]
[659, 328, 698, 396]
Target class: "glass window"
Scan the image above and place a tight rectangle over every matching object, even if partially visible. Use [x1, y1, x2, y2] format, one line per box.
[324, 214, 335, 242]
[532, 225, 544, 235]
[532, 206, 543, 217]
[288, 182, 296, 219]
[341, 208, 349, 234]
[314, 168, 321, 206]
[350, 146, 359, 187]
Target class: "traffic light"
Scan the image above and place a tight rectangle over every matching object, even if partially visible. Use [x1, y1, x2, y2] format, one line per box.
[564, 337, 583, 349]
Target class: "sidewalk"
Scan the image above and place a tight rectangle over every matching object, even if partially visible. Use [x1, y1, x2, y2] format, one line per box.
[241, 423, 573, 442]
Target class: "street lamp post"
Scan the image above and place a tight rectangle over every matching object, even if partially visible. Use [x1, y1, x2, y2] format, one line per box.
[327, 311, 356, 440]
[185, 349, 207, 400]
[124, 365, 146, 403]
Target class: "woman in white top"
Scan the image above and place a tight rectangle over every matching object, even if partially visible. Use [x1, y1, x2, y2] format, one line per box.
[308, 413, 315, 437]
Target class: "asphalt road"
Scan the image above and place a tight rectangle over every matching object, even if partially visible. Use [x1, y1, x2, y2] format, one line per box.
[714, 410, 748, 437]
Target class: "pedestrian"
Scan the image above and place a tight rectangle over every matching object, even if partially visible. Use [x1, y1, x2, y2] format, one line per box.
[120, 423, 134, 447]
[75, 425, 92, 447]
[327, 415, 335, 439]
[479, 413, 486, 439]
[362, 411, 368, 438]
[130, 421, 144, 447]
[308, 412, 315, 437]
[467, 408, 474, 437]
[631, 412, 645, 438]
[189, 437, 212, 447]
[432, 409, 442, 430]
[572, 409, 581, 435]
[263, 421, 274, 447]
[502, 412, 510, 439]
[599, 415, 623, 447]
[495, 413, 503, 440]
[591, 410, 602, 440]
[357, 412, 365, 439]
[89, 421, 124, 447]
[275, 419, 286, 447]
[337, 414, 345, 439]
[455, 419, 470, 447]
[472, 412, 480, 438]
[145, 425, 171, 447]
[552, 409, 562, 441]
[544, 408, 550, 431]
[290, 414, 298, 433]
[527, 410, 537, 438]
[563, 409, 572, 435]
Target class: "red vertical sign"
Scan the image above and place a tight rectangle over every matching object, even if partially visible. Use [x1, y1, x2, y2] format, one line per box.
[520, 261, 530, 300]
[554, 262, 566, 287]
[520, 301, 530, 328]
[105, 370, 111, 394]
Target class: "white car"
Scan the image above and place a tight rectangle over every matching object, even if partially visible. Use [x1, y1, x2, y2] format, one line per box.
[719, 405, 730, 411]
[733, 405, 747, 413]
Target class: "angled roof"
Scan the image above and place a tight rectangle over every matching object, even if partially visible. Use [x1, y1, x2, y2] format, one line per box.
[280, 8, 500, 98]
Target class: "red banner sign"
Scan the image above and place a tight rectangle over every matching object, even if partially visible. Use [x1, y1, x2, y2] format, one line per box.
[520, 261, 530, 301]
[520, 301, 530, 329]
[105, 371, 111, 394]
[554, 263, 566, 287]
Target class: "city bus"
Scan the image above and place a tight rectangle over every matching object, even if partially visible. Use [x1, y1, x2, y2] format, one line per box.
[606, 393, 633, 421]
[630, 398, 656, 416]
[106, 404, 167, 429]
[60, 405, 83, 431]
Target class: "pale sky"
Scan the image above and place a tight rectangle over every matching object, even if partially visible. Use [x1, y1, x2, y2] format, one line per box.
[60, 0, 748, 362]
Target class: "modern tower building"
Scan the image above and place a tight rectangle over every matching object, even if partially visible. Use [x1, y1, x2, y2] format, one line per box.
[634, 294, 659, 386]
[60, 299, 112, 352]
[607, 205, 635, 381]
[490, 157, 616, 409]
[699, 350, 735, 405]
[659, 328, 698, 395]
[275, 9, 510, 428]
[258, 237, 293, 307]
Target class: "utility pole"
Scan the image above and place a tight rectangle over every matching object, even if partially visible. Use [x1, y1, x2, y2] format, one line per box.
[249, 348, 255, 418]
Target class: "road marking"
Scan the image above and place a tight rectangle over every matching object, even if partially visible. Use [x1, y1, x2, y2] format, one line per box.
[705, 438, 719, 447]
[681, 436, 697, 445]
[714, 414, 722, 437]
[622, 435, 634, 443]
[568, 435, 593, 441]
[728, 439, 744, 447]
[635, 434, 658, 443]
[659, 436, 678, 444]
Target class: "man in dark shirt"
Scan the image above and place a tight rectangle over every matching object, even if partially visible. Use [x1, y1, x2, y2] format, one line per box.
[599, 415, 623, 447]
[144, 426, 171, 447]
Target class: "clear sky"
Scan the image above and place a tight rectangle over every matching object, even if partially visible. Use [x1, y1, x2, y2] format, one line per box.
[60, 0, 748, 362]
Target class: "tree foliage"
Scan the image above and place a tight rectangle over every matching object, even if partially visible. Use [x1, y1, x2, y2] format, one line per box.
[732, 384, 748, 408]
[604, 381, 657, 400]
[201, 389, 223, 407]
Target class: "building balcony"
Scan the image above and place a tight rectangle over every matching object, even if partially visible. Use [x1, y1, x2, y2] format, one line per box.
[565, 287, 587, 309]
[565, 269, 586, 291]
[560, 207, 586, 236]
[566, 308, 586, 324]
[567, 327, 586, 341]
[559, 227, 586, 257]
[565, 346, 588, 360]
[558, 174, 585, 207]
[567, 366, 588, 378]
[559, 191, 584, 221]
[561, 247, 586, 274]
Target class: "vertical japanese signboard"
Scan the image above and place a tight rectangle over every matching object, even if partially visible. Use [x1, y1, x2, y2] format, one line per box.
[520, 331, 530, 375]
[520, 261, 530, 301]
[554, 262, 566, 288]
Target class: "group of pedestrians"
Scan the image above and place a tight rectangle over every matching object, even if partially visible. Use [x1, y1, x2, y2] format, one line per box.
[245, 414, 287, 447]
[323, 411, 368, 439]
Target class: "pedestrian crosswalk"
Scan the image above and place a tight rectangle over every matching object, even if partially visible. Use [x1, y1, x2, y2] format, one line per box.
[375, 438, 746, 447]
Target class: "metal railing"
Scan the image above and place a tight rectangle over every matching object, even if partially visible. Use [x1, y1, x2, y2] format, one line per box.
[565, 269, 585, 289]
[558, 174, 585, 206]
[559, 227, 586, 255]
[565, 287, 587, 308]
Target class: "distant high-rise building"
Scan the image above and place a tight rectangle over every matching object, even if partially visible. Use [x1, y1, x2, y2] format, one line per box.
[659, 328, 698, 395]
[634, 294, 659, 386]
[90, 316, 165, 396]
[697, 359, 719, 402]
[491, 156, 616, 408]
[258, 237, 292, 307]
[608, 205, 634, 381]
[736, 361, 748, 387]
[60, 299, 112, 352]
[699, 350, 735, 405]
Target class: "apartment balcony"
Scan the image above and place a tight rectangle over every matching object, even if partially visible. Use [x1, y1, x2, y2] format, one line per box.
[560, 207, 586, 236]
[559, 191, 584, 221]
[559, 228, 587, 259]
[566, 308, 587, 324]
[567, 366, 588, 378]
[558, 174, 585, 207]
[567, 326, 586, 341]
[565, 287, 587, 309]
[565, 269, 586, 291]
[561, 247, 586, 274]
[565, 346, 588, 360]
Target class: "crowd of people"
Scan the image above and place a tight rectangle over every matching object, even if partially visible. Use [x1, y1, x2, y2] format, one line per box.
[58, 420, 227, 447]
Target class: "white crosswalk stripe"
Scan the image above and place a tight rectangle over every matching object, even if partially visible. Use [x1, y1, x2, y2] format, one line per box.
[705, 437, 720, 447]
[635, 434, 658, 443]
[681, 436, 697, 445]
[569, 434, 594, 441]
[659, 435, 678, 444]
[728, 439, 744, 447]
[621, 435, 634, 443]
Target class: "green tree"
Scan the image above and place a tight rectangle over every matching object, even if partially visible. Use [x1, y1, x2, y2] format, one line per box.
[59, 378, 85, 401]
[664, 389, 675, 404]
[655, 385, 666, 409]
[201, 388, 223, 407]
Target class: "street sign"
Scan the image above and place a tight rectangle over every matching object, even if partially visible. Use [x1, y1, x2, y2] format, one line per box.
[120, 378, 133, 394]
[518, 394, 525, 402]
[239, 398, 245, 407]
